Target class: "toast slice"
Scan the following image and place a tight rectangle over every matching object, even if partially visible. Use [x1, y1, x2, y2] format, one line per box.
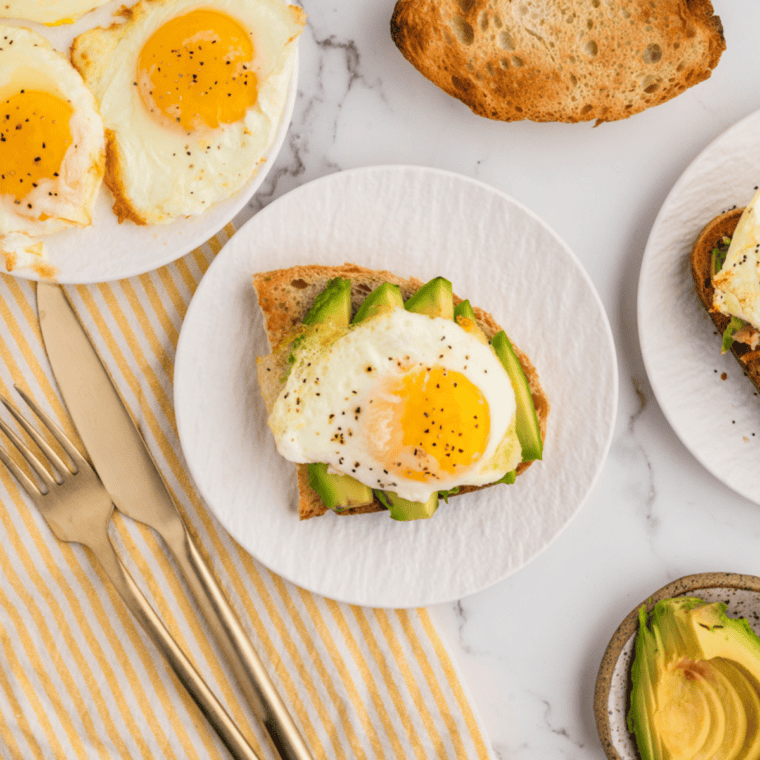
[390, 0, 725, 124]
[254, 263, 549, 520]
[690, 207, 760, 391]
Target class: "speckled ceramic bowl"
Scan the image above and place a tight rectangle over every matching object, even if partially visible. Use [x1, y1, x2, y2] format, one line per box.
[594, 573, 760, 760]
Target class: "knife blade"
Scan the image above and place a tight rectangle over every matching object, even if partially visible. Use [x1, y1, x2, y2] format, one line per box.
[36, 282, 313, 760]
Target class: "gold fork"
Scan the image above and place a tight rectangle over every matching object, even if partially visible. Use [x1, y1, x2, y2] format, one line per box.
[0, 387, 262, 760]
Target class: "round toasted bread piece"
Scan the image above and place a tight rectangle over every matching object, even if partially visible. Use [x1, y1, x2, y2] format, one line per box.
[690, 207, 760, 392]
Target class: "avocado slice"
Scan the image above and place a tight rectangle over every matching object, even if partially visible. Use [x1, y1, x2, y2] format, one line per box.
[437, 487, 460, 503]
[352, 282, 404, 323]
[453, 299, 476, 322]
[404, 277, 454, 319]
[302, 277, 352, 327]
[628, 597, 760, 760]
[290, 277, 352, 364]
[353, 282, 437, 519]
[493, 469, 517, 485]
[490, 330, 542, 462]
[453, 298, 490, 345]
[307, 464, 373, 512]
[300, 279, 373, 512]
[713, 658, 760, 759]
[375, 490, 439, 521]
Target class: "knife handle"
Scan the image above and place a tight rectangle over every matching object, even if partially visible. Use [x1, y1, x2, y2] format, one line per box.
[169, 524, 314, 760]
[88, 532, 262, 760]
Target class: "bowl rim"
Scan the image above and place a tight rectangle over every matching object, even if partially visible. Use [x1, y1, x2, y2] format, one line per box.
[593, 571, 760, 760]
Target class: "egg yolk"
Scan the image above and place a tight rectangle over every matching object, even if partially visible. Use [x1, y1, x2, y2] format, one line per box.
[0, 89, 73, 203]
[368, 366, 490, 483]
[137, 9, 258, 132]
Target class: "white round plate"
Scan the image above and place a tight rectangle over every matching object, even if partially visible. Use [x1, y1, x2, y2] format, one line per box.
[174, 165, 618, 608]
[638, 108, 760, 505]
[0, 1, 297, 284]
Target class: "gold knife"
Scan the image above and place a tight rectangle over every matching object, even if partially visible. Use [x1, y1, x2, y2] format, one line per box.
[36, 282, 314, 760]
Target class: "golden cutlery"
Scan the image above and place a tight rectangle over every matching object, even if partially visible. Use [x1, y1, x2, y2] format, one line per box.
[36, 283, 313, 760]
[0, 387, 262, 760]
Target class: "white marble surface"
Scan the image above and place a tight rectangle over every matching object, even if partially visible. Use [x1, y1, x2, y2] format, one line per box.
[230, 1, 760, 757]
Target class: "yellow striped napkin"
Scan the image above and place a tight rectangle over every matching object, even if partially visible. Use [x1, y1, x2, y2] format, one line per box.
[0, 226, 493, 760]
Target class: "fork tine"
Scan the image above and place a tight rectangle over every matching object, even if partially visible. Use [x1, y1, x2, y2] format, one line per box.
[13, 386, 85, 473]
[0, 441, 43, 497]
[1, 391, 73, 478]
[0, 398, 59, 491]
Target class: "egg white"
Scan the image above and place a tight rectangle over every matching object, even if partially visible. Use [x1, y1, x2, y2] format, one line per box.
[0, 0, 111, 25]
[0, 26, 105, 274]
[269, 308, 521, 503]
[713, 188, 760, 332]
[71, 0, 305, 224]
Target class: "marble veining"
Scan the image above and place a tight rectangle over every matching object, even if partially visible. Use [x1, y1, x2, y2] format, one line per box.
[625, 379, 658, 532]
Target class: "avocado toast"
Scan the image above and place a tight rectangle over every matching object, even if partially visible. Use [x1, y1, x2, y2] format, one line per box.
[254, 263, 549, 520]
[691, 205, 760, 392]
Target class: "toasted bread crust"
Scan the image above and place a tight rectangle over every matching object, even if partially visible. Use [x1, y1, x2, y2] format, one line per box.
[391, 0, 725, 123]
[689, 207, 760, 391]
[254, 263, 549, 520]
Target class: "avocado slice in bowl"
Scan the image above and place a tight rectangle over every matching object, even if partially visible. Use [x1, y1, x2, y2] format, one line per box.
[629, 598, 760, 760]
[595, 573, 760, 760]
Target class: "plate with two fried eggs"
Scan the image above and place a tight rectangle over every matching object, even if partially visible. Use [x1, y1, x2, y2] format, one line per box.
[0, 0, 303, 283]
[174, 166, 618, 608]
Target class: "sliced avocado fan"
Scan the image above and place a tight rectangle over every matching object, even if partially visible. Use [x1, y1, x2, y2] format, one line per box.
[629, 597, 760, 760]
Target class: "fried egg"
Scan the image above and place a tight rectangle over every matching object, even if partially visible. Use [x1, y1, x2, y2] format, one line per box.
[713, 188, 760, 331]
[0, 1, 111, 25]
[268, 308, 522, 503]
[0, 26, 105, 275]
[70, 0, 305, 225]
